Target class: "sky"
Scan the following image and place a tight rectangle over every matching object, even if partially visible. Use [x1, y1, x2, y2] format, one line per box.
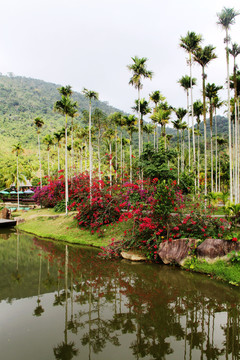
[1, 0, 240, 117]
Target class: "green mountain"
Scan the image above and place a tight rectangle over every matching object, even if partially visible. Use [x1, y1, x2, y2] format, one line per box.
[0, 74, 122, 146]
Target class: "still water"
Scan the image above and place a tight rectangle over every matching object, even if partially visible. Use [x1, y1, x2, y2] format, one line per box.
[0, 230, 240, 360]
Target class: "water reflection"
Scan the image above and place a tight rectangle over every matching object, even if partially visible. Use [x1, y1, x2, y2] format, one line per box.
[0, 231, 240, 360]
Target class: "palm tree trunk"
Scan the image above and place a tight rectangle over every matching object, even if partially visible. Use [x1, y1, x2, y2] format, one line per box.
[38, 133, 42, 189]
[109, 142, 112, 188]
[190, 52, 196, 191]
[226, 28, 233, 202]
[71, 120, 74, 177]
[138, 86, 141, 157]
[198, 132, 200, 189]
[121, 131, 123, 182]
[48, 149, 50, 177]
[85, 141, 87, 172]
[17, 155, 19, 211]
[58, 145, 60, 171]
[187, 89, 190, 170]
[210, 111, 213, 193]
[215, 110, 218, 192]
[98, 128, 101, 186]
[65, 116, 69, 215]
[235, 102, 238, 203]
[130, 133, 132, 183]
[202, 67, 207, 200]
[89, 100, 92, 202]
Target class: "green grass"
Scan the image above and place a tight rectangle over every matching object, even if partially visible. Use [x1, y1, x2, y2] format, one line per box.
[184, 259, 240, 286]
[17, 209, 130, 248]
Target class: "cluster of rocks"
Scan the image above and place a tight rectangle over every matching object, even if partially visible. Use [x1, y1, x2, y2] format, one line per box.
[121, 238, 240, 265]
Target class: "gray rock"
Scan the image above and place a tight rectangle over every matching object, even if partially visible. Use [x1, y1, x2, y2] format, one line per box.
[158, 238, 199, 265]
[197, 238, 240, 259]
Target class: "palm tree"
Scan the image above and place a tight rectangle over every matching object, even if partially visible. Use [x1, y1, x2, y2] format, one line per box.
[34, 117, 44, 188]
[92, 108, 107, 184]
[104, 128, 115, 187]
[217, 137, 228, 191]
[54, 130, 65, 171]
[12, 143, 24, 211]
[213, 97, 224, 192]
[127, 56, 153, 157]
[82, 88, 99, 201]
[178, 75, 197, 169]
[113, 112, 126, 181]
[54, 86, 78, 215]
[43, 134, 54, 177]
[217, 7, 240, 201]
[149, 91, 165, 149]
[143, 123, 155, 143]
[194, 45, 217, 197]
[180, 31, 202, 182]
[175, 108, 187, 172]
[125, 114, 138, 183]
[193, 100, 203, 188]
[132, 98, 151, 151]
[205, 83, 223, 192]
[172, 118, 182, 184]
[229, 43, 240, 100]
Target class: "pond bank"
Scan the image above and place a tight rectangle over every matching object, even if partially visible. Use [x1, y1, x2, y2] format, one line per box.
[15, 209, 240, 286]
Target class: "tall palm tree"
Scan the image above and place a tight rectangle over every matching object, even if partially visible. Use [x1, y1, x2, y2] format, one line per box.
[132, 98, 151, 151]
[217, 7, 240, 201]
[149, 91, 165, 149]
[43, 134, 54, 177]
[54, 130, 65, 171]
[104, 128, 115, 187]
[125, 114, 138, 183]
[113, 112, 126, 181]
[229, 43, 240, 100]
[180, 31, 202, 183]
[213, 97, 224, 192]
[92, 108, 107, 184]
[172, 118, 182, 184]
[127, 56, 153, 158]
[178, 75, 197, 169]
[82, 88, 99, 201]
[193, 100, 203, 188]
[12, 143, 24, 211]
[205, 83, 223, 192]
[143, 123, 155, 143]
[193, 45, 217, 196]
[34, 117, 44, 189]
[54, 86, 78, 215]
[175, 108, 187, 172]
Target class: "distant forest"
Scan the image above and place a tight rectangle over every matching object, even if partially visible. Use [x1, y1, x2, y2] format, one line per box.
[0, 74, 228, 147]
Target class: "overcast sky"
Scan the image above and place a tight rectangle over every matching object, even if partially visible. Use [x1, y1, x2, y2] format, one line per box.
[1, 0, 240, 116]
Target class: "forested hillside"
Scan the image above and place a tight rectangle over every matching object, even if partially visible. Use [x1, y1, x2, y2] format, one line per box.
[0, 75, 121, 146]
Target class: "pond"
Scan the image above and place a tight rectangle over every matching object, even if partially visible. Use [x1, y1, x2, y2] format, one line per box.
[0, 230, 240, 360]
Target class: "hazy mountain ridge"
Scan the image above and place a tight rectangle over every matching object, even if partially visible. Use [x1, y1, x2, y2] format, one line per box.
[0, 75, 122, 146]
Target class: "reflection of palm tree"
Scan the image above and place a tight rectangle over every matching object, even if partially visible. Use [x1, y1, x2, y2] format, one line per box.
[33, 251, 44, 317]
[53, 245, 78, 360]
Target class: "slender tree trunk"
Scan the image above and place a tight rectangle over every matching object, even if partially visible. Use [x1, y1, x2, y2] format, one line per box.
[156, 125, 158, 151]
[190, 52, 196, 191]
[71, 120, 74, 177]
[47, 149, 50, 177]
[121, 131, 123, 182]
[85, 141, 87, 172]
[17, 155, 19, 211]
[187, 89, 190, 170]
[235, 103, 238, 203]
[65, 116, 68, 215]
[138, 86, 141, 157]
[58, 145, 60, 171]
[89, 100, 92, 201]
[38, 133, 42, 189]
[177, 130, 180, 184]
[215, 110, 218, 192]
[109, 142, 112, 188]
[98, 127, 101, 186]
[202, 67, 207, 200]
[210, 110, 213, 193]
[198, 131, 200, 189]
[226, 29, 233, 202]
[130, 133, 132, 183]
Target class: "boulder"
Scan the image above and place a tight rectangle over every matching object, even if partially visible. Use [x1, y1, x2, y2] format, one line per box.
[121, 251, 147, 261]
[1, 208, 11, 219]
[158, 239, 199, 266]
[197, 238, 240, 259]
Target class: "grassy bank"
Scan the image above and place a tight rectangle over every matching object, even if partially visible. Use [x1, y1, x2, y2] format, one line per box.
[16, 209, 128, 248]
[183, 259, 240, 286]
